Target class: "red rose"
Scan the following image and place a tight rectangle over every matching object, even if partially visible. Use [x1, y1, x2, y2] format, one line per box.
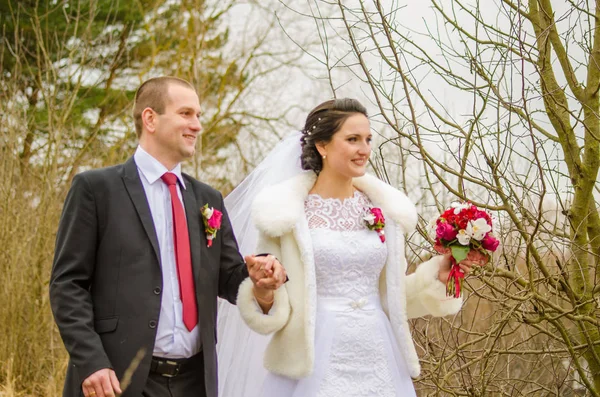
[464, 206, 478, 220]
[441, 208, 455, 219]
[481, 233, 499, 251]
[440, 210, 457, 227]
[457, 217, 469, 229]
[207, 209, 223, 229]
[436, 222, 458, 241]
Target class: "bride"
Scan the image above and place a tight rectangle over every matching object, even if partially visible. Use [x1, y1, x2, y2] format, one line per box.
[218, 98, 473, 396]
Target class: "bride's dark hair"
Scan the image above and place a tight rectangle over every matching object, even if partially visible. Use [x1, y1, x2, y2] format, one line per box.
[300, 98, 368, 174]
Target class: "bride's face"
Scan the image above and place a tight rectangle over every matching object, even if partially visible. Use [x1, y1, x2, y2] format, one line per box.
[317, 114, 371, 179]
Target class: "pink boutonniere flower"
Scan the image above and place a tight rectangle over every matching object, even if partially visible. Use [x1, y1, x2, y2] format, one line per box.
[200, 204, 222, 247]
[364, 207, 386, 243]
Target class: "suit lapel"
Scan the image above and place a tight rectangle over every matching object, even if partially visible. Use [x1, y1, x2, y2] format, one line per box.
[181, 178, 204, 288]
[121, 157, 161, 266]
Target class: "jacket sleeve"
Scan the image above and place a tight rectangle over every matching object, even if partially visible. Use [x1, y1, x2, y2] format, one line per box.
[236, 232, 291, 335]
[405, 255, 462, 319]
[49, 174, 112, 383]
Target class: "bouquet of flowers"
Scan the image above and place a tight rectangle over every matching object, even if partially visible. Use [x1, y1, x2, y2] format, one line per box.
[432, 202, 499, 298]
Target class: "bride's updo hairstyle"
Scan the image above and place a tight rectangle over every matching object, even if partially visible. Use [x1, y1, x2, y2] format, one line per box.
[300, 98, 368, 174]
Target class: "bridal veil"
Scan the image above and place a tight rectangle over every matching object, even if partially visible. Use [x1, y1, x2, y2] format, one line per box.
[217, 131, 303, 397]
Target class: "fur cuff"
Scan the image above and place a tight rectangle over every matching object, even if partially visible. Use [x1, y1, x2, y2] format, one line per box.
[236, 278, 291, 335]
[413, 256, 463, 317]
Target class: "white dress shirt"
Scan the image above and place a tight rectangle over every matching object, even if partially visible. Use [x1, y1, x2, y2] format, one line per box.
[134, 146, 201, 358]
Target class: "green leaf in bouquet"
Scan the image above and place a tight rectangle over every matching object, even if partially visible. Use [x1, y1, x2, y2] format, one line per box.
[451, 245, 470, 263]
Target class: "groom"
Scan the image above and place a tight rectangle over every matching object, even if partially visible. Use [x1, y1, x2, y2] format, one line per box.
[50, 76, 285, 397]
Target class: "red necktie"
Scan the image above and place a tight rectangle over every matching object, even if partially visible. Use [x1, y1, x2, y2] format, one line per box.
[160, 172, 198, 331]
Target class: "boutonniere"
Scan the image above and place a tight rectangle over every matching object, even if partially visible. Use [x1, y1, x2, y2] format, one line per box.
[200, 204, 223, 247]
[363, 207, 386, 243]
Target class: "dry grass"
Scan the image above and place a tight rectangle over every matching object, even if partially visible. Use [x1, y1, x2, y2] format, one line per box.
[0, 80, 72, 395]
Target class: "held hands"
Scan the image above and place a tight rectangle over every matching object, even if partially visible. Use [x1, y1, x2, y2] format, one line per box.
[245, 254, 287, 312]
[82, 368, 122, 397]
[245, 254, 287, 290]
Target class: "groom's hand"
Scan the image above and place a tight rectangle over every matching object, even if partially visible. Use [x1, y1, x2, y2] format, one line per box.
[82, 368, 122, 397]
[245, 254, 287, 290]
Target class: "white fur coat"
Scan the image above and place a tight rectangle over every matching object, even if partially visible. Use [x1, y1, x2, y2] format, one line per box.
[236, 171, 462, 379]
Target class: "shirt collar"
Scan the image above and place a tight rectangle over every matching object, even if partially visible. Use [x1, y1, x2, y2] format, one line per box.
[134, 146, 186, 189]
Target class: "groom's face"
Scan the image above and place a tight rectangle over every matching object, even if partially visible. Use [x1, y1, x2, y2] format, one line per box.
[153, 84, 203, 164]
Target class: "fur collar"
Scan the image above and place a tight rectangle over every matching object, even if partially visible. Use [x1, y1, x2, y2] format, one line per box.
[252, 171, 418, 237]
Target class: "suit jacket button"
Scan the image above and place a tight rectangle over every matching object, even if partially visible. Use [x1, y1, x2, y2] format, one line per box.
[149, 320, 157, 329]
[153, 287, 161, 295]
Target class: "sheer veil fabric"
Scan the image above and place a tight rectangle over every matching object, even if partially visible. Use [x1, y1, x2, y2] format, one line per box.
[217, 131, 304, 397]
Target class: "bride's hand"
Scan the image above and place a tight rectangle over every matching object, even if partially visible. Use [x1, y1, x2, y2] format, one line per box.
[437, 253, 475, 284]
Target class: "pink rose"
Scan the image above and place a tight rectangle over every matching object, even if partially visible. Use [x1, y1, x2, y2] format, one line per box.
[371, 207, 385, 224]
[207, 209, 223, 229]
[436, 222, 458, 241]
[481, 233, 499, 251]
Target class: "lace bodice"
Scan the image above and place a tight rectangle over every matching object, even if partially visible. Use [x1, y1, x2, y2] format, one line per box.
[305, 191, 388, 300]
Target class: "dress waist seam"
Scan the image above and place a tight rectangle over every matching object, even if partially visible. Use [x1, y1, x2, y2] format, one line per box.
[316, 294, 381, 312]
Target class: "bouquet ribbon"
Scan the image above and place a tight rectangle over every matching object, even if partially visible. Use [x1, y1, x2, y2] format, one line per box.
[446, 257, 465, 298]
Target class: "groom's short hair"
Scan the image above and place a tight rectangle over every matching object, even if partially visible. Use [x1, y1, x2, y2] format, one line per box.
[133, 76, 196, 137]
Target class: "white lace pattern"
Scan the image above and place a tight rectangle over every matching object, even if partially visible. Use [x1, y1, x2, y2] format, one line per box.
[305, 191, 372, 231]
[305, 192, 397, 397]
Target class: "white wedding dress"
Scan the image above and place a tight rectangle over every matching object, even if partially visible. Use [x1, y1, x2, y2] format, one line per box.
[259, 191, 417, 397]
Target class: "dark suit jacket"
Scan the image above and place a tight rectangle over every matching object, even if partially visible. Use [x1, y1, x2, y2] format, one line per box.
[49, 157, 249, 397]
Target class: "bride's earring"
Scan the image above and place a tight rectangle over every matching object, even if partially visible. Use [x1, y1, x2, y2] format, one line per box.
[322, 155, 327, 159]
